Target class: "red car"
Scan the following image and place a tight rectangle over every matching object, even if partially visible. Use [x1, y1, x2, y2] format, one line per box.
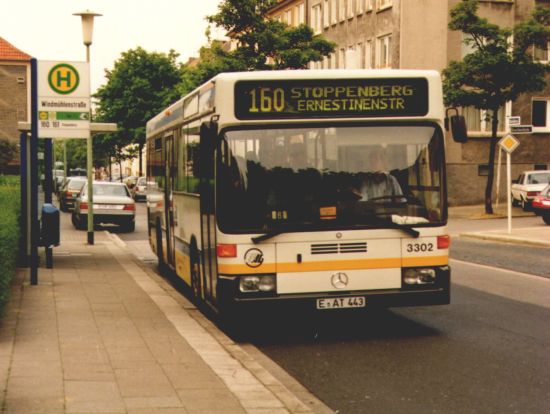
[531, 184, 550, 225]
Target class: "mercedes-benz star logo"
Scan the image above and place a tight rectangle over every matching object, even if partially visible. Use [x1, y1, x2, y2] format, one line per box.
[331, 272, 349, 289]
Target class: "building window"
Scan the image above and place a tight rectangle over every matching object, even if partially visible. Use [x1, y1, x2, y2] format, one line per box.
[312, 3, 322, 34]
[366, 0, 374, 11]
[532, 99, 550, 131]
[534, 43, 549, 63]
[377, 0, 392, 10]
[330, 52, 336, 68]
[331, 0, 338, 24]
[478, 164, 490, 177]
[338, 48, 345, 68]
[347, 0, 354, 18]
[298, 3, 305, 24]
[339, 0, 346, 22]
[376, 34, 391, 68]
[365, 40, 373, 68]
[285, 9, 293, 25]
[357, 0, 364, 14]
[323, 0, 330, 28]
[462, 106, 506, 133]
[357, 42, 363, 68]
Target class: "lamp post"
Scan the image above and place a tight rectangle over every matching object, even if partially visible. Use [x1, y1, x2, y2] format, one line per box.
[73, 10, 101, 245]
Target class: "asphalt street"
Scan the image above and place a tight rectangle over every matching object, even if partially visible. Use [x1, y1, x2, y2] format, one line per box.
[102, 203, 550, 414]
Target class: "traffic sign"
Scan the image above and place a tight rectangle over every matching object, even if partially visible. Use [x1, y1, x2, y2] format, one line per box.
[37, 61, 90, 139]
[498, 133, 520, 154]
[510, 125, 532, 134]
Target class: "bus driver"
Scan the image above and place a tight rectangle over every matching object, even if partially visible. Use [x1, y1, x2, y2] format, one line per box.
[353, 146, 403, 201]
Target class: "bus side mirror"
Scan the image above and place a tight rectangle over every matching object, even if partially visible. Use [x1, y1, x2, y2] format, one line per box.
[445, 108, 468, 143]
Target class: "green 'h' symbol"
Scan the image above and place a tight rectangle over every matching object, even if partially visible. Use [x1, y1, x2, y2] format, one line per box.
[48, 63, 80, 95]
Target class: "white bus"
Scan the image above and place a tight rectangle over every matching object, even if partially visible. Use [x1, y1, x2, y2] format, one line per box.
[146, 70, 464, 319]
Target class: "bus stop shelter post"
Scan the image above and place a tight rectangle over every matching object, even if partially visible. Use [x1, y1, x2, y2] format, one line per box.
[19, 131, 28, 266]
[44, 138, 53, 268]
[30, 58, 39, 285]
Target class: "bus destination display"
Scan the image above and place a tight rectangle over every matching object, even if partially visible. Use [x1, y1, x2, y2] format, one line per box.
[235, 78, 429, 120]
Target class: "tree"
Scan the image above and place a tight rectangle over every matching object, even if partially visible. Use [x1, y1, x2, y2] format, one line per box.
[208, 0, 334, 70]
[94, 47, 182, 175]
[443, 0, 550, 214]
[176, 0, 335, 93]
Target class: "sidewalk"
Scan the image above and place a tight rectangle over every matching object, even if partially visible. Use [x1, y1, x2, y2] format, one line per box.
[449, 204, 550, 248]
[0, 227, 331, 414]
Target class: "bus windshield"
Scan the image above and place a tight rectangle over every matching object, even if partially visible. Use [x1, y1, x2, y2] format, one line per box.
[217, 124, 446, 234]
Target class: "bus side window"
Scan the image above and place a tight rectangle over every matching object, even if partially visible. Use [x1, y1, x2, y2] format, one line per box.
[176, 128, 187, 192]
[186, 132, 200, 194]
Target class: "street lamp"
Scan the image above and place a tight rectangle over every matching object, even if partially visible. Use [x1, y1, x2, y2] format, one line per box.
[73, 9, 101, 245]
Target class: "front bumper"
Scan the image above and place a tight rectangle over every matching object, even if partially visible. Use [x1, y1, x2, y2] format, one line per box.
[217, 267, 450, 312]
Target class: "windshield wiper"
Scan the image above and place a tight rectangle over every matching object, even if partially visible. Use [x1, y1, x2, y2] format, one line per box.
[369, 215, 420, 238]
[251, 230, 286, 244]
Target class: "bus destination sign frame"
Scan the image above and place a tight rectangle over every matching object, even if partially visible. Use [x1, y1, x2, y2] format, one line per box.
[234, 78, 429, 120]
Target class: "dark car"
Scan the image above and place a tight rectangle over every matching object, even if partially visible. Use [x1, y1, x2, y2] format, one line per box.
[59, 177, 86, 212]
[532, 184, 550, 225]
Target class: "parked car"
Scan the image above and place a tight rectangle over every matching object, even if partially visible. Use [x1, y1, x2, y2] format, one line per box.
[511, 170, 550, 210]
[59, 177, 87, 212]
[71, 181, 136, 232]
[131, 177, 147, 201]
[531, 184, 550, 225]
[124, 175, 138, 189]
[53, 169, 65, 193]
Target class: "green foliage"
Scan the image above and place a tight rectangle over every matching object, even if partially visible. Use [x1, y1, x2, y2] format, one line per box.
[0, 139, 18, 174]
[0, 175, 20, 315]
[443, 0, 550, 213]
[180, 0, 335, 94]
[207, 0, 335, 70]
[443, 0, 550, 110]
[94, 47, 183, 169]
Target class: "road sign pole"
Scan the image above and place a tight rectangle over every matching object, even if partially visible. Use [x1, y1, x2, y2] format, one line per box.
[19, 131, 28, 265]
[87, 132, 94, 245]
[44, 138, 52, 204]
[507, 152, 512, 234]
[30, 58, 39, 285]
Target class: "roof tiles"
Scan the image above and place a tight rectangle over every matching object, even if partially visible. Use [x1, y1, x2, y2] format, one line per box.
[0, 37, 31, 61]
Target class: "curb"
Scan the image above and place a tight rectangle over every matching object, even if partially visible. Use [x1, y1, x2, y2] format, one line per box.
[104, 231, 333, 413]
[459, 232, 550, 248]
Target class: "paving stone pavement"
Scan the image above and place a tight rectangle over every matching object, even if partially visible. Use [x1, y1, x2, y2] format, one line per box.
[0, 227, 332, 414]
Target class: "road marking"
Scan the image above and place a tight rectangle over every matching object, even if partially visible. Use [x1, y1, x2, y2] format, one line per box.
[450, 259, 550, 282]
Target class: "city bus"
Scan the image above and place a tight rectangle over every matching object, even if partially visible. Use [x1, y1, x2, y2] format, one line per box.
[145, 69, 464, 319]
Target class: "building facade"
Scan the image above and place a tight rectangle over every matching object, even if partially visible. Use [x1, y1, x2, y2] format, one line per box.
[0, 37, 30, 171]
[269, 0, 550, 205]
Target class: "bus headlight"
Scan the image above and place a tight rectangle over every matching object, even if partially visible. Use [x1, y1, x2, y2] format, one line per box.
[403, 268, 436, 285]
[239, 275, 276, 292]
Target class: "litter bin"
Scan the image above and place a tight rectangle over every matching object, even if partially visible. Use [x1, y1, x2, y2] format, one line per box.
[40, 203, 60, 269]
[40, 203, 60, 247]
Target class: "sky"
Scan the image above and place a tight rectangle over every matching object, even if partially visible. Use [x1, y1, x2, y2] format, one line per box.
[1, 0, 225, 93]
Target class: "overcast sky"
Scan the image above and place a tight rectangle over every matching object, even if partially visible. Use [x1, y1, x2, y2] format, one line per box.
[2, 0, 224, 93]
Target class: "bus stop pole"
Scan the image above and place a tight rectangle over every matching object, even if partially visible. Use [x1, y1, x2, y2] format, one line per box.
[30, 58, 39, 285]
[19, 131, 28, 265]
[44, 138, 53, 268]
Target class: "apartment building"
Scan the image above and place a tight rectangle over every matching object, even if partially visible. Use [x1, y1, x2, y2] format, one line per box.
[269, 0, 550, 205]
[0, 37, 30, 170]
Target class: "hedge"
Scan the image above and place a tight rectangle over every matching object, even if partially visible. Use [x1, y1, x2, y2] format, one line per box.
[0, 175, 20, 316]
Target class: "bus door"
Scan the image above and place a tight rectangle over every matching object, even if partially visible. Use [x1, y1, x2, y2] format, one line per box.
[198, 123, 217, 303]
[165, 134, 176, 267]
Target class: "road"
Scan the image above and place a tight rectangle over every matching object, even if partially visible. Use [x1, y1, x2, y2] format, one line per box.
[108, 205, 550, 414]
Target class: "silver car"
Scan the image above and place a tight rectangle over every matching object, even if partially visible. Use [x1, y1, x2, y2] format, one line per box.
[131, 177, 147, 201]
[72, 181, 136, 232]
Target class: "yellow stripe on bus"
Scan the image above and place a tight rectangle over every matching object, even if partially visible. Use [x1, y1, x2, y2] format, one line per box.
[217, 256, 448, 275]
[402, 256, 448, 267]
